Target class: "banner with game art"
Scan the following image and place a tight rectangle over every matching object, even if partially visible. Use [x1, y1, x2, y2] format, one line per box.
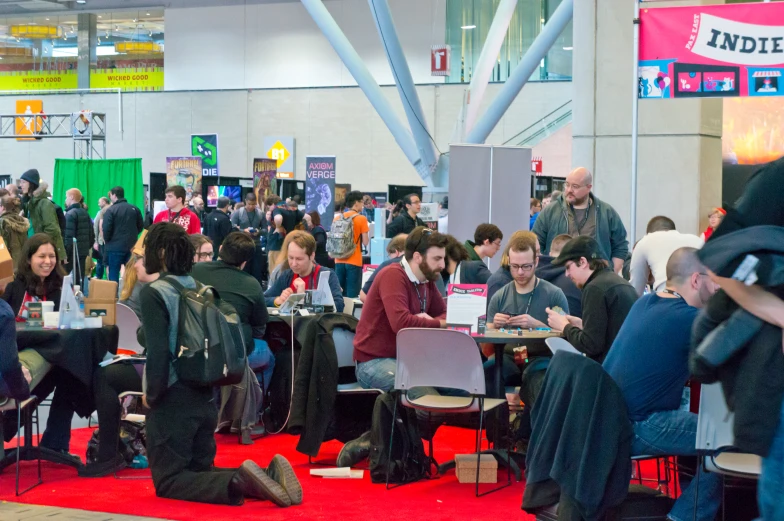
[253, 157, 277, 205]
[638, 2, 784, 99]
[305, 156, 336, 231]
[166, 156, 202, 203]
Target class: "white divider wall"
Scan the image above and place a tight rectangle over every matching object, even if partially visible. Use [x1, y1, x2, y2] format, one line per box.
[448, 144, 532, 272]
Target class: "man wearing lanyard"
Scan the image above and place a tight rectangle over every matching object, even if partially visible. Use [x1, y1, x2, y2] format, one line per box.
[153, 185, 201, 235]
[484, 231, 568, 395]
[263, 231, 345, 312]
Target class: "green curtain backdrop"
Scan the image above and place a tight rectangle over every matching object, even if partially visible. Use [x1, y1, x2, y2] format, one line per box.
[53, 159, 144, 219]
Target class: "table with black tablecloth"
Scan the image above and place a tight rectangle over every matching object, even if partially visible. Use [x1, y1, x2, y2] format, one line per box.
[1, 325, 119, 470]
[16, 324, 119, 388]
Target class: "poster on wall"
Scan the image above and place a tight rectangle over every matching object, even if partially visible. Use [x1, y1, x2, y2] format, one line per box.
[305, 156, 336, 231]
[166, 156, 202, 204]
[15, 99, 43, 141]
[419, 203, 439, 231]
[639, 2, 784, 99]
[253, 158, 278, 206]
[721, 97, 784, 203]
[191, 134, 219, 177]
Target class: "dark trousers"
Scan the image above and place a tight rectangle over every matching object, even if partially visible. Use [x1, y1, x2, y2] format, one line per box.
[95, 245, 106, 280]
[335, 263, 362, 298]
[146, 383, 242, 505]
[93, 363, 143, 462]
[106, 251, 130, 283]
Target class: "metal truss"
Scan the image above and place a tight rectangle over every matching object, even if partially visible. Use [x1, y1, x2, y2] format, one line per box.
[0, 111, 107, 159]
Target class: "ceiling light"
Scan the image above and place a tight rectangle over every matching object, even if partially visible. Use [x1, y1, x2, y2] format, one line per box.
[45, 18, 49, 21]
[563, 46, 573, 51]
[146, 12, 150, 16]
[76, 0, 86, 4]
[98, 16, 102, 19]
[461, 25, 476, 30]
[132, 19, 137, 23]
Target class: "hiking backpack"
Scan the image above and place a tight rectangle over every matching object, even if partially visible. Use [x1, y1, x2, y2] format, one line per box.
[369, 393, 430, 484]
[164, 277, 247, 387]
[326, 213, 359, 259]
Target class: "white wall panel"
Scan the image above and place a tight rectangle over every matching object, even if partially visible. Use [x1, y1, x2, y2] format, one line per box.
[165, 0, 446, 90]
[0, 81, 572, 195]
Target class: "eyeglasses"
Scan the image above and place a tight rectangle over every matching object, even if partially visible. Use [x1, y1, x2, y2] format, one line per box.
[197, 251, 213, 259]
[509, 263, 535, 272]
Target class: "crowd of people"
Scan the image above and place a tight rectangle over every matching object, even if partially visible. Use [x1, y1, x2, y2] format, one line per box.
[0, 159, 782, 519]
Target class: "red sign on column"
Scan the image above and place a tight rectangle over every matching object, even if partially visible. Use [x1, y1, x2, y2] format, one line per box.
[531, 157, 543, 175]
[431, 45, 451, 76]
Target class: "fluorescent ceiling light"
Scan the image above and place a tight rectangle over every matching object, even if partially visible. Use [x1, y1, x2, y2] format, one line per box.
[76, 0, 86, 4]
[461, 25, 476, 30]
[563, 46, 573, 51]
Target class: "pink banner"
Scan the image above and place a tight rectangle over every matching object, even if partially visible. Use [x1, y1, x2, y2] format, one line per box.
[639, 2, 784, 99]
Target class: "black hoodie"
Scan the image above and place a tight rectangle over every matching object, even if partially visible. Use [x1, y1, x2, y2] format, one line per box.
[536, 255, 582, 318]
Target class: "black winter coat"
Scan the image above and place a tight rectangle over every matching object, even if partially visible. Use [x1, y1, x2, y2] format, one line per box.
[289, 313, 359, 456]
[102, 199, 143, 254]
[523, 351, 632, 519]
[64, 204, 94, 274]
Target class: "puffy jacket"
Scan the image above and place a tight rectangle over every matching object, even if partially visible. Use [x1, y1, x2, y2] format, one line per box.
[26, 183, 66, 259]
[102, 198, 143, 253]
[532, 193, 629, 262]
[64, 203, 94, 269]
[0, 213, 30, 272]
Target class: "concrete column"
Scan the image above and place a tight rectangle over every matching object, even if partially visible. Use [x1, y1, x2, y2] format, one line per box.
[77, 13, 97, 89]
[571, 0, 724, 240]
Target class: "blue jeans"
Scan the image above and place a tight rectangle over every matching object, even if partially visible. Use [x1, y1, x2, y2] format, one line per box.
[336, 263, 362, 298]
[106, 251, 130, 283]
[756, 397, 784, 520]
[95, 245, 106, 280]
[356, 357, 467, 400]
[247, 339, 275, 397]
[631, 409, 722, 521]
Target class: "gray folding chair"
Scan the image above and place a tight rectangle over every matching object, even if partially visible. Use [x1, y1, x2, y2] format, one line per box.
[0, 396, 42, 495]
[115, 303, 143, 354]
[392, 328, 510, 496]
[308, 327, 382, 465]
[545, 337, 581, 356]
[694, 382, 760, 521]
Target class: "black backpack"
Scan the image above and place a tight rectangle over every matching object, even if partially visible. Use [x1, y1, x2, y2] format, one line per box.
[52, 201, 66, 238]
[163, 277, 246, 388]
[369, 393, 430, 484]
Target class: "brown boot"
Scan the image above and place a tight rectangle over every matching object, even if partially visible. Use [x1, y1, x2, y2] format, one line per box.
[231, 460, 291, 507]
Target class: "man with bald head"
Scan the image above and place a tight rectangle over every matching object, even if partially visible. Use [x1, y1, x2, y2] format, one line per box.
[532, 167, 629, 273]
[603, 247, 721, 521]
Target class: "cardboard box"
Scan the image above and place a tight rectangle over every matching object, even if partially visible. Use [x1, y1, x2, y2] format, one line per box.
[455, 454, 498, 484]
[85, 278, 118, 326]
[0, 236, 13, 287]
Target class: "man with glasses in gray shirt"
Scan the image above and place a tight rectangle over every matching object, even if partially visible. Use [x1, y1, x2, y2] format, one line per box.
[484, 231, 568, 394]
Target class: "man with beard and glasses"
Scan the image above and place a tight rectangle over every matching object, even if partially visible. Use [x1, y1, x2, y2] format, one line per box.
[336, 228, 451, 467]
[546, 236, 637, 362]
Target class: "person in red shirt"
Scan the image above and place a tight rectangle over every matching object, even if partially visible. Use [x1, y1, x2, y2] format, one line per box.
[336, 227, 452, 467]
[153, 185, 201, 235]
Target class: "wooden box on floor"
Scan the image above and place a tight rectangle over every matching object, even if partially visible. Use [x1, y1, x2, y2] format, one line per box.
[85, 278, 118, 326]
[455, 454, 497, 484]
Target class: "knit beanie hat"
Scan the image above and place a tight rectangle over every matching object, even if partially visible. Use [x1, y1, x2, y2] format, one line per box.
[20, 169, 40, 188]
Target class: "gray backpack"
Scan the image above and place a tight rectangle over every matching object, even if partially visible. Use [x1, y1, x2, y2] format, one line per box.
[326, 213, 359, 259]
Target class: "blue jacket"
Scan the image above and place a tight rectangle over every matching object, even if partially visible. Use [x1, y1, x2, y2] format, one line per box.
[0, 299, 30, 400]
[264, 265, 345, 312]
[532, 193, 629, 262]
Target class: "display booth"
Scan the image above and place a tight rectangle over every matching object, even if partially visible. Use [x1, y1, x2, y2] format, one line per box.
[53, 159, 144, 218]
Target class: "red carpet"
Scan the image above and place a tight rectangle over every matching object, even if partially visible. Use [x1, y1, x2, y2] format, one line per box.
[2, 426, 540, 521]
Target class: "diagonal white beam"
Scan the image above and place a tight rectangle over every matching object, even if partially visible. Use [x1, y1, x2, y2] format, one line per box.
[301, 0, 424, 173]
[463, 0, 519, 138]
[368, 0, 439, 176]
[466, 0, 573, 144]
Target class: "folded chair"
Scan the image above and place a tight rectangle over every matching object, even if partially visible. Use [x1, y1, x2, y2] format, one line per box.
[391, 328, 510, 496]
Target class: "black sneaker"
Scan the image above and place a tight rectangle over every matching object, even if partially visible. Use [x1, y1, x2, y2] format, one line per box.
[78, 454, 126, 477]
[336, 430, 371, 468]
[266, 454, 303, 506]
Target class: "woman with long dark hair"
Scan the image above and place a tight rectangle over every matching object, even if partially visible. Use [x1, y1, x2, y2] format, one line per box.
[0, 233, 79, 462]
[1, 233, 65, 319]
[139, 222, 301, 507]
